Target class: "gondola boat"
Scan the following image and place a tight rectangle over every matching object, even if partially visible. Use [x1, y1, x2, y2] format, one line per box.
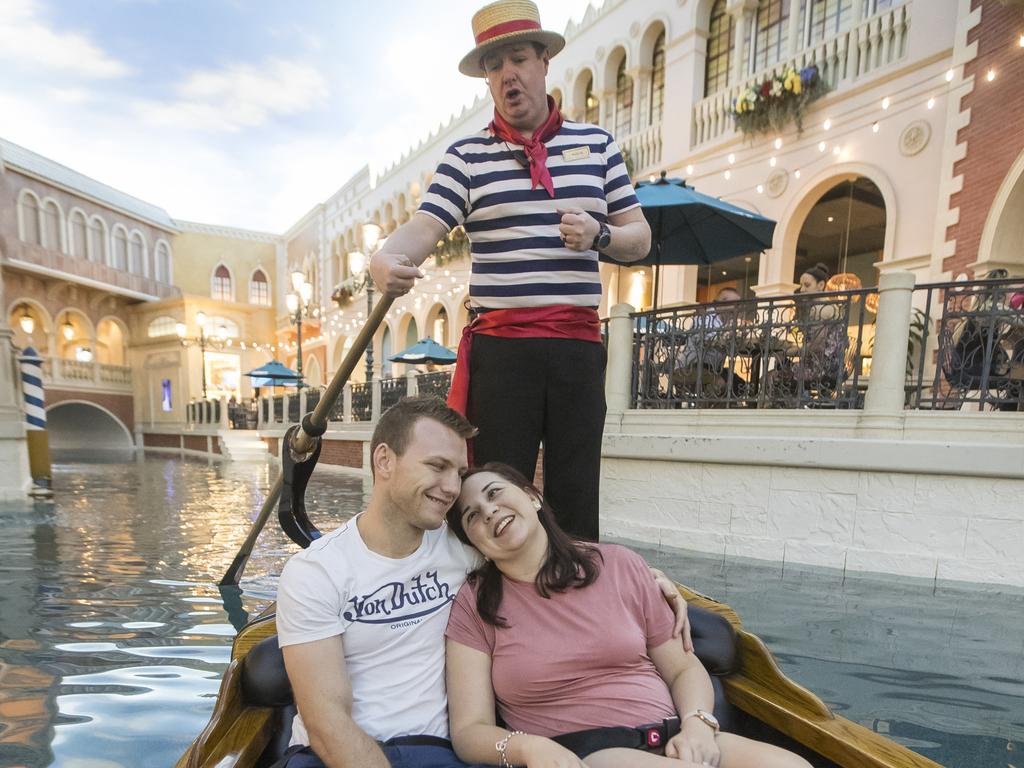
[176, 587, 944, 768]
[177, 299, 945, 768]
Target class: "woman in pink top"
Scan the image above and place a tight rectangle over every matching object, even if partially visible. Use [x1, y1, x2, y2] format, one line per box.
[444, 463, 810, 768]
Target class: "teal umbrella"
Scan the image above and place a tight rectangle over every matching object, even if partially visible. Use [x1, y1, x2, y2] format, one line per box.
[389, 338, 457, 365]
[601, 172, 776, 307]
[244, 359, 303, 387]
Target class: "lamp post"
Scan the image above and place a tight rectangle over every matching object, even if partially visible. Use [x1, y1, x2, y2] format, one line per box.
[286, 272, 313, 392]
[348, 222, 383, 383]
[177, 310, 212, 399]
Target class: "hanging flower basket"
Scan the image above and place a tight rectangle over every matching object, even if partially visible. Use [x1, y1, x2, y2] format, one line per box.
[731, 65, 829, 137]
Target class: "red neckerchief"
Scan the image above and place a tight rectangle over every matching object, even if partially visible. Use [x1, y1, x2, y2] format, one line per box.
[446, 305, 602, 420]
[489, 95, 563, 197]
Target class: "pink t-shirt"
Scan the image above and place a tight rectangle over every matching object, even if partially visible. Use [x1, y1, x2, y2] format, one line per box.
[445, 543, 677, 737]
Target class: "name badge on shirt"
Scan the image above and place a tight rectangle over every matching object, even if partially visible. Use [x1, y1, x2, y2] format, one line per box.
[561, 146, 591, 162]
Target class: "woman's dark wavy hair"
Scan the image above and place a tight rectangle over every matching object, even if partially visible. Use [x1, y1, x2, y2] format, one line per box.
[446, 462, 602, 628]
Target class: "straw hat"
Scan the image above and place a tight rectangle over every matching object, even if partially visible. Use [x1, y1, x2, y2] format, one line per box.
[459, 0, 566, 77]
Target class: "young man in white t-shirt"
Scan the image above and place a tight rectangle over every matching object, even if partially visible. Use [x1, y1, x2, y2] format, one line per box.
[277, 396, 483, 768]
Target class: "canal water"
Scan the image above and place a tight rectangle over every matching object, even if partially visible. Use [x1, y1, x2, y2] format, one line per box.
[0, 455, 1020, 767]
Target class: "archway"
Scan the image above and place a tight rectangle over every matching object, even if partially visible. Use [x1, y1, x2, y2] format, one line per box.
[96, 317, 126, 366]
[55, 309, 96, 363]
[978, 147, 1024, 275]
[425, 303, 450, 345]
[304, 355, 322, 388]
[46, 401, 134, 456]
[7, 300, 52, 355]
[793, 177, 887, 288]
[380, 326, 393, 379]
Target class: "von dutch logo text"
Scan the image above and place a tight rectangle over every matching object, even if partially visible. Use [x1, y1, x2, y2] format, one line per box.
[343, 571, 454, 625]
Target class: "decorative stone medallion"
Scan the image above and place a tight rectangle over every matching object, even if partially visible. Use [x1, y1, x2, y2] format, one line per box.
[765, 169, 789, 198]
[899, 120, 931, 156]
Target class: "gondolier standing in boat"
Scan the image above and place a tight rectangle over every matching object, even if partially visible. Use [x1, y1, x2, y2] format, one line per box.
[275, 397, 688, 768]
[371, 0, 651, 543]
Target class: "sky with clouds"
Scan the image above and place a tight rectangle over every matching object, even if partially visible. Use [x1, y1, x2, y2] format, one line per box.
[0, 0, 595, 232]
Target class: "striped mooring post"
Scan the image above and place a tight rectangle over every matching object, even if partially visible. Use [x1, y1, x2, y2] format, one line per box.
[18, 346, 52, 496]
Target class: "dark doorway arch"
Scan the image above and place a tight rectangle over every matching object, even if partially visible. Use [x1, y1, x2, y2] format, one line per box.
[46, 401, 134, 457]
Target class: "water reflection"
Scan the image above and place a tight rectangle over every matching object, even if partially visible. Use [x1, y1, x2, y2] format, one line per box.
[0, 455, 364, 768]
[0, 456, 1020, 767]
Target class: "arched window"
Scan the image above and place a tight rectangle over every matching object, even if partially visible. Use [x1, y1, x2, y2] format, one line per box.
[649, 30, 666, 124]
[614, 58, 633, 138]
[42, 200, 63, 251]
[752, 0, 790, 73]
[18, 192, 41, 244]
[88, 217, 107, 263]
[212, 264, 232, 301]
[129, 231, 146, 275]
[155, 241, 171, 282]
[705, 1, 734, 96]
[112, 228, 128, 270]
[808, 0, 854, 46]
[69, 211, 88, 259]
[249, 268, 271, 305]
[583, 73, 599, 124]
[433, 306, 449, 346]
[148, 316, 178, 337]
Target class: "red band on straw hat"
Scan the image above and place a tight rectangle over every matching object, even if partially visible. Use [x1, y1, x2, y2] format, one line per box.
[475, 18, 541, 45]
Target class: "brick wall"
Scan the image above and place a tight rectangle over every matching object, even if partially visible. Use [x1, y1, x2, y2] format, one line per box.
[183, 435, 208, 452]
[320, 439, 363, 469]
[143, 433, 179, 449]
[46, 389, 134, 433]
[944, 0, 1024, 275]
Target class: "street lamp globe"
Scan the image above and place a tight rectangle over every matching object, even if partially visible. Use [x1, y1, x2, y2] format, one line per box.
[347, 251, 366, 275]
[291, 270, 306, 292]
[300, 281, 313, 304]
[286, 293, 299, 314]
[195, 311, 207, 329]
[18, 307, 35, 334]
[175, 322, 187, 338]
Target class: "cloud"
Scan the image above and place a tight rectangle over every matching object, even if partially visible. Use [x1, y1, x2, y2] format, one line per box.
[0, 0, 130, 78]
[137, 58, 329, 133]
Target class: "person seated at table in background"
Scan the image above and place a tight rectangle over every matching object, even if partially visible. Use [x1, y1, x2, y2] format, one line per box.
[767, 263, 848, 404]
[672, 287, 748, 402]
[444, 462, 812, 768]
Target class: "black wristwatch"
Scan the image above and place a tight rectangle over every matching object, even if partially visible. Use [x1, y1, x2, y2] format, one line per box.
[592, 222, 611, 252]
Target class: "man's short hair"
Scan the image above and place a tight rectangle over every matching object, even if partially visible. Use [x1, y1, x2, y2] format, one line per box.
[370, 396, 477, 465]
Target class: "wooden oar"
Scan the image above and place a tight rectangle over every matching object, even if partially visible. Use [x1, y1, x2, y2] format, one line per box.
[220, 294, 395, 586]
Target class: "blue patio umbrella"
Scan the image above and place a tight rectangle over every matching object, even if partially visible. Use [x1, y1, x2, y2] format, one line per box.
[244, 359, 303, 388]
[600, 172, 776, 308]
[389, 338, 457, 365]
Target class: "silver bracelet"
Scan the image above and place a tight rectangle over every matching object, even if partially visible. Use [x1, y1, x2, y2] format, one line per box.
[495, 729, 526, 768]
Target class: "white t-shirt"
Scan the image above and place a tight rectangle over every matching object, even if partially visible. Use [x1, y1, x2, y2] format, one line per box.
[276, 515, 481, 745]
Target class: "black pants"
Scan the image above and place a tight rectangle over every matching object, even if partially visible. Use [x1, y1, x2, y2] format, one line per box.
[468, 335, 606, 541]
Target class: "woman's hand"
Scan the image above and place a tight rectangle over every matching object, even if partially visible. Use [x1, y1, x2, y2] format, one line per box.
[518, 734, 587, 767]
[650, 568, 693, 652]
[665, 720, 721, 766]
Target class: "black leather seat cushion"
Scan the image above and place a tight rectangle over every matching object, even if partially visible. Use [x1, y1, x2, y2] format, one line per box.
[240, 602, 741, 759]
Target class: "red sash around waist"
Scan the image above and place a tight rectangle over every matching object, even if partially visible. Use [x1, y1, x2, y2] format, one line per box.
[446, 305, 603, 417]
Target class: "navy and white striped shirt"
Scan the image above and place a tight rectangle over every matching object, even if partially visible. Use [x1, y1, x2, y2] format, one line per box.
[418, 121, 640, 309]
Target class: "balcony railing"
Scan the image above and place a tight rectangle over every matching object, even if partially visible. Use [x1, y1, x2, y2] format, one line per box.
[620, 123, 663, 178]
[692, 2, 912, 147]
[8, 243, 180, 300]
[630, 290, 874, 409]
[40, 356, 133, 392]
[909, 277, 1024, 412]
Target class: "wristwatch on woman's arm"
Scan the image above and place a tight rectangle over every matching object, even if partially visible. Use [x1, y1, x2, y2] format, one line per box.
[682, 709, 720, 733]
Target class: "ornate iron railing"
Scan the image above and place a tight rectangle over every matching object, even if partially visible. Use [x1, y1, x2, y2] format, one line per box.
[630, 290, 874, 409]
[909, 277, 1024, 411]
[351, 383, 372, 422]
[416, 371, 453, 400]
[380, 376, 406, 413]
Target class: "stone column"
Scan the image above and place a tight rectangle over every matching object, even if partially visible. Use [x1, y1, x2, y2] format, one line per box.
[281, 392, 289, 425]
[728, 0, 759, 87]
[864, 271, 915, 414]
[220, 395, 229, 428]
[343, 383, 353, 422]
[606, 303, 635, 412]
[406, 370, 418, 396]
[371, 378, 382, 422]
[628, 66, 649, 135]
[786, 0, 804, 57]
[597, 89, 615, 130]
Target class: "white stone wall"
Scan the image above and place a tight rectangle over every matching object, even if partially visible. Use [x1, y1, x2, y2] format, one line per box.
[601, 432, 1024, 588]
